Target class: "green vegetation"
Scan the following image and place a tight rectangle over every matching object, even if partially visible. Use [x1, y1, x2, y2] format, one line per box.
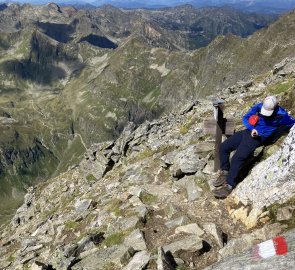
[7, 254, 15, 263]
[86, 174, 97, 182]
[176, 266, 189, 270]
[269, 80, 294, 95]
[64, 220, 79, 231]
[107, 199, 123, 217]
[102, 231, 125, 247]
[179, 115, 199, 135]
[140, 192, 158, 204]
[267, 196, 295, 230]
[103, 262, 118, 270]
[42, 206, 59, 220]
[136, 144, 176, 162]
[195, 176, 210, 191]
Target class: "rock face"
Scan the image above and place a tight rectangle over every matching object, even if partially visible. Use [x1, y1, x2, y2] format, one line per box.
[228, 125, 295, 228]
[206, 228, 295, 270]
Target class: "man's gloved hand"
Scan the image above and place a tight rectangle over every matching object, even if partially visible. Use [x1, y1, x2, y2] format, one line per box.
[251, 129, 259, 137]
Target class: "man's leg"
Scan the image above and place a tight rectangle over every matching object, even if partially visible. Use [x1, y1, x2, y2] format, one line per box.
[226, 130, 263, 187]
[213, 130, 245, 187]
[219, 130, 245, 171]
[213, 130, 263, 198]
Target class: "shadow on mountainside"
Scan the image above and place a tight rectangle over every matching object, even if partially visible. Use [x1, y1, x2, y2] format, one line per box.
[36, 20, 78, 43]
[79, 34, 118, 49]
[1, 59, 67, 85]
[0, 39, 10, 50]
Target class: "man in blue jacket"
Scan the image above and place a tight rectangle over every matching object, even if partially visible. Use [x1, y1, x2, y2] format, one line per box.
[213, 96, 295, 199]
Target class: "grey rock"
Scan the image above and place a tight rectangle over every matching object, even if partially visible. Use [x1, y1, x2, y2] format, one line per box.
[203, 160, 215, 174]
[72, 245, 135, 270]
[74, 198, 92, 212]
[21, 244, 43, 255]
[131, 122, 150, 142]
[218, 234, 253, 259]
[128, 186, 143, 197]
[133, 205, 148, 221]
[165, 203, 180, 219]
[122, 250, 150, 270]
[273, 57, 295, 75]
[277, 206, 294, 221]
[165, 216, 189, 229]
[129, 195, 143, 206]
[175, 223, 204, 236]
[173, 175, 194, 188]
[180, 101, 198, 115]
[237, 80, 253, 88]
[205, 228, 295, 270]
[21, 237, 37, 248]
[230, 125, 295, 227]
[157, 247, 175, 270]
[218, 224, 282, 259]
[124, 229, 147, 251]
[186, 178, 202, 201]
[20, 253, 39, 264]
[273, 58, 289, 74]
[203, 223, 224, 248]
[119, 216, 140, 230]
[194, 142, 214, 157]
[170, 145, 206, 177]
[11, 187, 35, 228]
[111, 122, 136, 159]
[31, 220, 55, 237]
[80, 148, 110, 180]
[143, 184, 174, 198]
[52, 254, 76, 270]
[172, 175, 202, 201]
[0, 117, 18, 124]
[0, 260, 11, 269]
[30, 261, 48, 270]
[63, 243, 78, 258]
[161, 150, 178, 166]
[163, 235, 203, 254]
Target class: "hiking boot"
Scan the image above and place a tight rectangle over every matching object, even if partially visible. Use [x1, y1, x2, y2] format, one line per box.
[212, 170, 228, 187]
[213, 184, 233, 199]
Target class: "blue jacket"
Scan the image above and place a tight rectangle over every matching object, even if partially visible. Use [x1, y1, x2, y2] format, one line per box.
[242, 103, 295, 138]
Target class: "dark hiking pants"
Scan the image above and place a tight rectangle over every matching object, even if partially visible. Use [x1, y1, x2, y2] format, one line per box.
[219, 129, 264, 187]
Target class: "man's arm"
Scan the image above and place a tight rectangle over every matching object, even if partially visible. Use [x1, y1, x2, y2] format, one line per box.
[279, 108, 295, 127]
[242, 104, 260, 131]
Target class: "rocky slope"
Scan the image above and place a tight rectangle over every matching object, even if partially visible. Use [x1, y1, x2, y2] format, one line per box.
[0, 3, 280, 220]
[1, 2, 295, 234]
[0, 58, 295, 269]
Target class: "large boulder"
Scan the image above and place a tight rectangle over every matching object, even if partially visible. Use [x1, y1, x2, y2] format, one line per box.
[227, 126, 295, 228]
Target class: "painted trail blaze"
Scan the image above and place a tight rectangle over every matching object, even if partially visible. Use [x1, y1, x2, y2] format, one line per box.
[251, 236, 288, 260]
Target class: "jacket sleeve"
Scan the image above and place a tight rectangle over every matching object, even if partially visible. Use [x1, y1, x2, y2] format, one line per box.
[242, 104, 260, 131]
[279, 108, 295, 127]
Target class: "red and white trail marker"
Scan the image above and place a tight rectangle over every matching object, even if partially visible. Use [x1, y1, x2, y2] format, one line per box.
[252, 236, 288, 261]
